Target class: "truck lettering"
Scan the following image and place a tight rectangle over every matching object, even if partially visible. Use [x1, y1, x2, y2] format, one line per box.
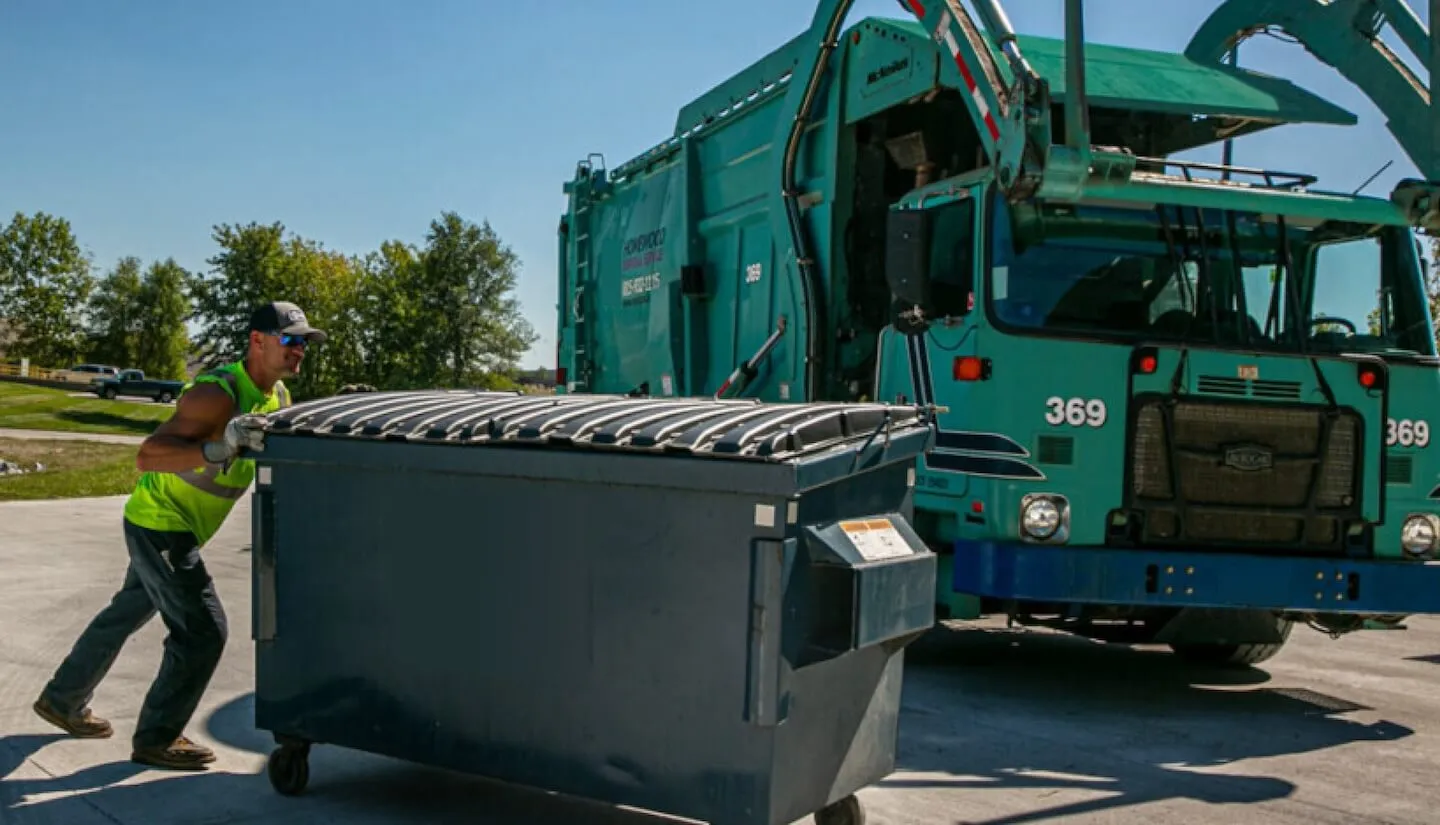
[621, 272, 662, 303]
[866, 57, 910, 85]
[622, 227, 667, 272]
[1389, 418, 1431, 448]
[1045, 397, 1107, 428]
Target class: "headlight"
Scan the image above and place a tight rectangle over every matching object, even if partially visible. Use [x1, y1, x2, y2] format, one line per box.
[1020, 494, 1069, 543]
[1401, 514, 1440, 557]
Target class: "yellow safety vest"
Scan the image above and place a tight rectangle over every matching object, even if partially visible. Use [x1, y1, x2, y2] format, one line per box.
[124, 361, 290, 544]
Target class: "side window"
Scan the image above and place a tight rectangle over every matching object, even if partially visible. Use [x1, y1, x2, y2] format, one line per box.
[1311, 237, 1381, 337]
[928, 196, 975, 318]
[1149, 261, 1198, 324]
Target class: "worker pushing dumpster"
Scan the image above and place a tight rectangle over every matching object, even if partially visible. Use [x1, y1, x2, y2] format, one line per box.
[241, 390, 938, 825]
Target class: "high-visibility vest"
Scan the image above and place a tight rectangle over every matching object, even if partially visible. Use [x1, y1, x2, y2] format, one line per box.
[124, 360, 290, 544]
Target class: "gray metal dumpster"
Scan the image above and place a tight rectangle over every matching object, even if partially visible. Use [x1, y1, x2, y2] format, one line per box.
[245, 390, 938, 825]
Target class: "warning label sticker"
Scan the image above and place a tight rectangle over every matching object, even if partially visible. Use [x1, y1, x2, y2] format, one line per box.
[839, 518, 913, 562]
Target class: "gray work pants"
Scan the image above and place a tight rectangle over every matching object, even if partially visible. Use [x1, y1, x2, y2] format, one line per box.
[41, 518, 229, 750]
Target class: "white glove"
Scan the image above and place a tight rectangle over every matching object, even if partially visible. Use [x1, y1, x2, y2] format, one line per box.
[224, 414, 270, 454]
[202, 414, 269, 466]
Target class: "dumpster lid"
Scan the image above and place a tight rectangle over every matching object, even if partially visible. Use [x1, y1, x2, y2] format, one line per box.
[259, 391, 934, 462]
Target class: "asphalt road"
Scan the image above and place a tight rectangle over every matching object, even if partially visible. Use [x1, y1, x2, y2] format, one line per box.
[2, 495, 1437, 824]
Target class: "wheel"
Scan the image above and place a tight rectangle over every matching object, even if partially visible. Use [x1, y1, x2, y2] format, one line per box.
[158, 391, 173, 403]
[102, 387, 117, 400]
[267, 744, 310, 796]
[1169, 617, 1293, 667]
[815, 794, 865, 825]
[1170, 640, 1286, 666]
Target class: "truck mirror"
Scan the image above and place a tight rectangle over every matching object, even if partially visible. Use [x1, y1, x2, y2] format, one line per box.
[885, 209, 931, 310]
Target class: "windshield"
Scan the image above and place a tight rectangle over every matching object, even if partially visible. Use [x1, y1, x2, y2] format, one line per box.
[985, 194, 1437, 359]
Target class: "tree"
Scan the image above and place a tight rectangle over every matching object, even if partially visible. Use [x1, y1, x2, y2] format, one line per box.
[353, 239, 425, 389]
[133, 259, 193, 380]
[190, 221, 287, 366]
[86, 256, 145, 368]
[192, 222, 366, 400]
[410, 212, 537, 388]
[0, 211, 95, 367]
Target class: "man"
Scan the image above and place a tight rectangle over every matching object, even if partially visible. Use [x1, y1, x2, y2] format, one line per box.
[32, 301, 326, 771]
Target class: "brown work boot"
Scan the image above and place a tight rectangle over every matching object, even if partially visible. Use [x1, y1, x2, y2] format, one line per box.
[33, 696, 113, 738]
[131, 736, 217, 771]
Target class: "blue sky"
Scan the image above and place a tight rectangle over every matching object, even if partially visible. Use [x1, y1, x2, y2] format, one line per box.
[0, 0, 1428, 369]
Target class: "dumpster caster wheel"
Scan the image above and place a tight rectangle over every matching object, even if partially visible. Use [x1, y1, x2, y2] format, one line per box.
[267, 744, 310, 796]
[815, 794, 865, 825]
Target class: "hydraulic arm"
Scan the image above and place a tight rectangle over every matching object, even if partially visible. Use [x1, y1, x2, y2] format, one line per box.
[1187, 0, 1440, 225]
[770, 0, 1094, 397]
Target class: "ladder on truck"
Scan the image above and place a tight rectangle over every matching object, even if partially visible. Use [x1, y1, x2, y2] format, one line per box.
[562, 154, 609, 393]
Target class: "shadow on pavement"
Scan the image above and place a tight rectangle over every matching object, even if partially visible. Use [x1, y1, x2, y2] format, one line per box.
[54, 410, 158, 434]
[889, 623, 1414, 824]
[1, 718, 677, 825]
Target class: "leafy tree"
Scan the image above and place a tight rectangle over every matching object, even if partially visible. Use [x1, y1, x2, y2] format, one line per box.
[353, 240, 425, 389]
[86, 256, 145, 368]
[410, 212, 537, 388]
[191, 221, 366, 400]
[0, 211, 95, 367]
[190, 221, 287, 365]
[133, 258, 193, 380]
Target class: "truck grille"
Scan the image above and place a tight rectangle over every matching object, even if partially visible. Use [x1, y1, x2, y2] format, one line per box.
[1126, 398, 1361, 553]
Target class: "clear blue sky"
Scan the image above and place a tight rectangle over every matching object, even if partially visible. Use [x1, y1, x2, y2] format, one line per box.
[0, 1, 1428, 368]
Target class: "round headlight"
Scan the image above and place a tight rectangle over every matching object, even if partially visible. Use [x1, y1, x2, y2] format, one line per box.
[1021, 498, 1062, 540]
[1401, 514, 1438, 557]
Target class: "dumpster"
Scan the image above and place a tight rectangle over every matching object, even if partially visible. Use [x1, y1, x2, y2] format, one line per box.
[245, 390, 939, 825]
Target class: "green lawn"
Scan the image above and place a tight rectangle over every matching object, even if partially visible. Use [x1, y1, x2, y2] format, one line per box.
[0, 381, 173, 436]
[0, 437, 141, 501]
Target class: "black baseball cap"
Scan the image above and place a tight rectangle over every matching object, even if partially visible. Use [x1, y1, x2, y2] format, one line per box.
[248, 301, 328, 343]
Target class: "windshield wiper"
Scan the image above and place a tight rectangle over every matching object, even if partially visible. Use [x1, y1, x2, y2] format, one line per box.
[1224, 210, 1252, 347]
[1190, 206, 1222, 338]
[1156, 203, 1195, 398]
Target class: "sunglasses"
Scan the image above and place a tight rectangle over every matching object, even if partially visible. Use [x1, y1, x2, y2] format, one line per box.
[272, 333, 310, 348]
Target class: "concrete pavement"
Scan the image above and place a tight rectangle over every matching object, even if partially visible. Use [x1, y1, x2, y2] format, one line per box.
[0, 427, 145, 445]
[2, 494, 1439, 824]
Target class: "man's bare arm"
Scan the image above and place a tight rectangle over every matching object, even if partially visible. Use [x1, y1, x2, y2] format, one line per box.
[135, 384, 236, 473]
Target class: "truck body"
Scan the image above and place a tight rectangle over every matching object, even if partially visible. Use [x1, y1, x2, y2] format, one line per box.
[556, 0, 1440, 664]
[92, 369, 183, 403]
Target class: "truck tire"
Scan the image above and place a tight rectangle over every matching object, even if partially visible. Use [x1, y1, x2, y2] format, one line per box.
[157, 391, 173, 404]
[102, 387, 117, 400]
[1169, 617, 1293, 667]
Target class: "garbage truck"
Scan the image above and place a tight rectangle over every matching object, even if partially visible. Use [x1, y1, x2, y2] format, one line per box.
[554, 0, 1440, 665]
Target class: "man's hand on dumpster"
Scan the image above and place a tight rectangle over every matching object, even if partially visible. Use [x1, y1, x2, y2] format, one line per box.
[201, 414, 269, 467]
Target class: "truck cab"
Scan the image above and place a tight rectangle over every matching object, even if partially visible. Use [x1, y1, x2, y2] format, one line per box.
[878, 166, 1440, 647]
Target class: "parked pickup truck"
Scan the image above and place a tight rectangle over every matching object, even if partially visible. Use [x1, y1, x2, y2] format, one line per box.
[91, 369, 184, 403]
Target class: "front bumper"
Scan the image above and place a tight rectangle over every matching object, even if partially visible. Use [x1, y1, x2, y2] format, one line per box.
[952, 540, 1440, 615]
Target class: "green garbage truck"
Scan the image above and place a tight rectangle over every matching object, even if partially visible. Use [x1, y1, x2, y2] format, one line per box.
[554, 0, 1440, 665]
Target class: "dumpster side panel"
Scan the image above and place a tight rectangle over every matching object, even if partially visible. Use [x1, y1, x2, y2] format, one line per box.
[767, 464, 937, 824]
[254, 450, 786, 822]
[249, 392, 938, 824]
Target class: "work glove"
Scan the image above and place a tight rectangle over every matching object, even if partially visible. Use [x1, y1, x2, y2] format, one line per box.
[201, 414, 269, 468]
[225, 414, 270, 454]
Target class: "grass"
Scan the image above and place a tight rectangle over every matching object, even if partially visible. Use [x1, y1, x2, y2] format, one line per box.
[0, 437, 141, 501]
[0, 381, 173, 436]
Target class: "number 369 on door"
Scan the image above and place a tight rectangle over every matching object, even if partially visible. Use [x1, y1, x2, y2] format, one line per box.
[1045, 397, 1107, 428]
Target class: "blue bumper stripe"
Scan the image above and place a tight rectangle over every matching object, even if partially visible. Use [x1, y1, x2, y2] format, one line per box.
[952, 540, 1440, 614]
